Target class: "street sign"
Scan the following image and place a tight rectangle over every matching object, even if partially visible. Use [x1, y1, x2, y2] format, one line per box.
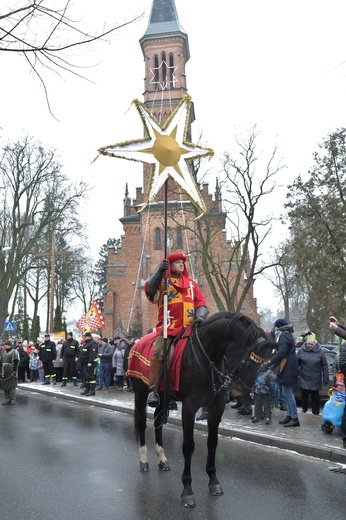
[4, 321, 15, 331]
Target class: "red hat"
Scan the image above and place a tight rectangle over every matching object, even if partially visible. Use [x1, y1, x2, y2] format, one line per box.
[167, 253, 187, 263]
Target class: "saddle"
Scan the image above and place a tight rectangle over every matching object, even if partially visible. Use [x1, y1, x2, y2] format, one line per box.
[126, 328, 191, 392]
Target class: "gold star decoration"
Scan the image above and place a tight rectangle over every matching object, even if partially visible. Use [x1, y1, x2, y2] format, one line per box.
[97, 94, 214, 217]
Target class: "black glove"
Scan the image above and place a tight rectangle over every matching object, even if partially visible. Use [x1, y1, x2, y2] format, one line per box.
[194, 306, 208, 325]
[158, 259, 169, 272]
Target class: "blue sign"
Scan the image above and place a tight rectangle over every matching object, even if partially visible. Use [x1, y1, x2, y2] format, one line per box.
[4, 321, 15, 331]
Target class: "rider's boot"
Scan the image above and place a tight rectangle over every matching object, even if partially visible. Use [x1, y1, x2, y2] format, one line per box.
[147, 360, 163, 408]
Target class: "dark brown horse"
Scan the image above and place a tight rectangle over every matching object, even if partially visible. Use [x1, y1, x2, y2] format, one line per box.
[129, 311, 274, 508]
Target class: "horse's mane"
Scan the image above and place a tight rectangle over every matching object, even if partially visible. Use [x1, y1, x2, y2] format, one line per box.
[205, 311, 269, 348]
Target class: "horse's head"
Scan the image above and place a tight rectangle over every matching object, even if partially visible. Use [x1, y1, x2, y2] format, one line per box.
[186, 311, 274, 400]
[222, 314, 274, 397]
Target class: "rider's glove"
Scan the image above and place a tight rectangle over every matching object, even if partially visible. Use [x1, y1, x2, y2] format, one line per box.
[158, 259, 169, 273]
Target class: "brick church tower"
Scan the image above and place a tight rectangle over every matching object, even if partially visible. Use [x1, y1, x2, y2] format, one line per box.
[103, 0, 259, 338]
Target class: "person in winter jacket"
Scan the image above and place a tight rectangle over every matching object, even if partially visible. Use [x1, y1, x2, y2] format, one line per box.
[112, 338, 127, 390]
[297, 336, 329, 415]
[0, 340, 20, 404]
[38, 334, 57, 385]
[78, 332, 98, 396]
[252, 365, 277, 425]
[329, 316, 346, 448]
[17, 343, 29, 382]
[60, 332, 80, 386]
[29, 345, 39, 382]
[97, 337, 113, 390]
[269, 318, 300, 427]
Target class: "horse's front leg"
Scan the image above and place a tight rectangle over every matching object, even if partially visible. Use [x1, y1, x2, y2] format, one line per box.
[154, 394, 170, 471]
[181, 402, 198, 508]
[206, 398, 224, 496]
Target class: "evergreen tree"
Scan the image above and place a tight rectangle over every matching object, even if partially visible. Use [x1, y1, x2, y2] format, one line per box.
[31, 315, 41, 343]
[54, 305, 63, 332]
[93, 238, 119, 302]
[285, 128, 346, 338]
[22, 316, 30, 341]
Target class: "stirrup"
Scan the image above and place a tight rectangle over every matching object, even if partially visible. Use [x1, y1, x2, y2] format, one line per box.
[147, 391, 160, 408]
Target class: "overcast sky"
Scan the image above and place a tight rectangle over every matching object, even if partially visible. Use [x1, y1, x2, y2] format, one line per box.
[1, 0, 346, 315]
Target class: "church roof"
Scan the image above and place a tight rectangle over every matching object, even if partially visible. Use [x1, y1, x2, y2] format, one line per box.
[139, 0, 190, 59]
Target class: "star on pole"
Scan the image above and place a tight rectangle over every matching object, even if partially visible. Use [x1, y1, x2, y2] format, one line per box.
[97, 94, 214, 217]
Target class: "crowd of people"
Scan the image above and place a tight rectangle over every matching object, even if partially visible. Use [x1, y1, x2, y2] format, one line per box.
[1, 315, 346, 450]
[0, 332, 138, 404]
[226, 316, 346, 451]
[1, 251, 346, 451]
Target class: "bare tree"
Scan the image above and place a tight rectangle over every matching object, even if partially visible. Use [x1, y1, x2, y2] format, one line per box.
[204, 129, 284, 311]
[169, 128, 284, 312]
[0, 1, 142, 113]
[70, 252, 100, 313]
[0, 135, 89, 331]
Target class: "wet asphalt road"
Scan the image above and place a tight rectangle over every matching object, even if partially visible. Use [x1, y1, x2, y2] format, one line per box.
[0, 392, 345, 520]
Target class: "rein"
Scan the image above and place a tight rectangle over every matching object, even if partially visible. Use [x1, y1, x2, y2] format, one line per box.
[190, 320, 267, 396]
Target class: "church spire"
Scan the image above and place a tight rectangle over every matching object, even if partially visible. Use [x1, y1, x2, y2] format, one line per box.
[140, 0, 190, 60]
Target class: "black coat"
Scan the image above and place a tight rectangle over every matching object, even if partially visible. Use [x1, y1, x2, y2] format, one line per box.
[38, 340, 56, 362]
[79, 339, 98, 365]
[17, 347, 29, 367]
[270, 327, 298, 386]
[297, 342, 329, 390]
[61, 338, 80, 359]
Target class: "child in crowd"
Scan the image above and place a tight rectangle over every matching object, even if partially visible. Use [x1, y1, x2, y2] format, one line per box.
[29, 345, 39, 382]
[38, 358, 45, 383]
[252, 364, 277, 425]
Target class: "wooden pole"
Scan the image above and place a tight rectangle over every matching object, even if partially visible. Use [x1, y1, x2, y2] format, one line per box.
[163, 181, 169, 423]
[49, 233, 55, 333]
[35, 233, 73, 333]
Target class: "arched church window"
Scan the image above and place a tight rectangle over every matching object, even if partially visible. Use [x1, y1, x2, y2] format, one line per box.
[154, 55, 159, 82]
[155, 228, 162, 250]
[162, 52, 167, 87]
[169, 53, 174, 85]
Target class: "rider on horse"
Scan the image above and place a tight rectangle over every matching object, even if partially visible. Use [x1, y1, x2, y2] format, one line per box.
[144, 252, 208, 407]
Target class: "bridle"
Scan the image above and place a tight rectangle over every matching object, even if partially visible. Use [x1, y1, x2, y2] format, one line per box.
[190, 324, 269, 396]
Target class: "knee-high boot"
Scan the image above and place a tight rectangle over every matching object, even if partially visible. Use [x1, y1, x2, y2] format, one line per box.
[80, 383, 90, 395]
[85, 383, 96, 396]
[147, 360, 163, 408]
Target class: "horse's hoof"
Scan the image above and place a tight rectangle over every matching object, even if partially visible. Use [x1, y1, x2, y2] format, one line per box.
[139, 462, 149, 472]
[158, 460, 170, 471]
[209, 484, 223, 496]
[181, 495, 196, 508]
